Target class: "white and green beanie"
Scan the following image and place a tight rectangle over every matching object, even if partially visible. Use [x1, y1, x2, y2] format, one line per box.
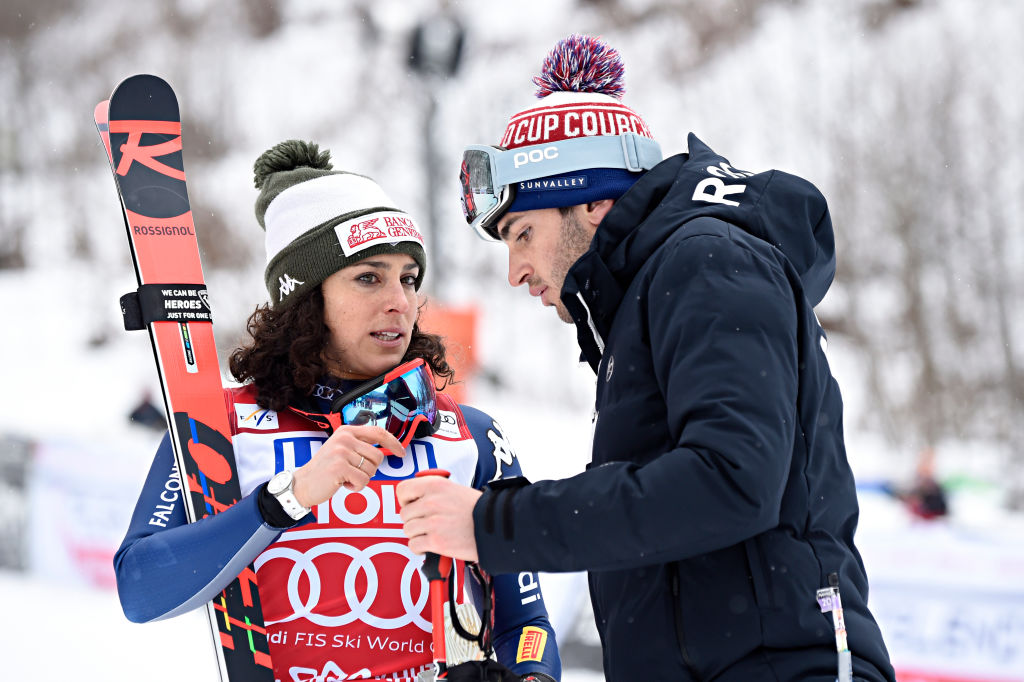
[253, 140, 426, 307]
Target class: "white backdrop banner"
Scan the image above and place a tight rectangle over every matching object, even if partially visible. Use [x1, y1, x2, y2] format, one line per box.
[858, 513, 1024, 681]
[26, 435, 158, 589]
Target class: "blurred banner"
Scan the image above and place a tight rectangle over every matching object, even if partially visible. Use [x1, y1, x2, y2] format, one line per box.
[858, 510, 1024, 681]
[418, 303, 478, 405]
[26, 437, 154, 589]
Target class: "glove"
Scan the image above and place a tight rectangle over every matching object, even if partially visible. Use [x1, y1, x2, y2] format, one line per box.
[520, 675, 557, 682]
[444, 660, 519, 682]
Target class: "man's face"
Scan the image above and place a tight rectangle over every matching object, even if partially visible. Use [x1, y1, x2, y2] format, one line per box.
[497, 206, 595, 323]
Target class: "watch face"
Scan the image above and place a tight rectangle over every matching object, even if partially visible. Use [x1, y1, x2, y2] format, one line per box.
[268, 470, 291, 495]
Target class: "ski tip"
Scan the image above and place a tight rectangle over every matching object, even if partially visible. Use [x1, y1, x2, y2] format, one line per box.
[108, 74, 179, 124]
[112, 73, 175, 98]
[93, 100, 113, 165]
[94, 100, 109, 127]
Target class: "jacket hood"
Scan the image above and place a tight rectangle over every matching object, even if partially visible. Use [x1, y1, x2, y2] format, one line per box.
[562, 134, 835, 368]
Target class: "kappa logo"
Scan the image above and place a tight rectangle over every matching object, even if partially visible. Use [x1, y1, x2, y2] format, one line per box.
[278, 274, 304, 300]
[487, 422, 516, 479]
[235, 404, 278, 430]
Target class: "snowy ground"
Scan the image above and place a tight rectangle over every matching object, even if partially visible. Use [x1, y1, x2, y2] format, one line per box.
[0, 567, 602, 682]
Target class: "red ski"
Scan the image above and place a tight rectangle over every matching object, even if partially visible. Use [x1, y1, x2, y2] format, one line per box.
[95, 75, 274, 682]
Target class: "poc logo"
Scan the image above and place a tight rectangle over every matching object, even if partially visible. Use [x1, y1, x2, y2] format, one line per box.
[513, 145, 558, 168]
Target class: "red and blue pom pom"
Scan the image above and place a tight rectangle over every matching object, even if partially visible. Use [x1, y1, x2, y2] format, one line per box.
[532, 34, 625, 100]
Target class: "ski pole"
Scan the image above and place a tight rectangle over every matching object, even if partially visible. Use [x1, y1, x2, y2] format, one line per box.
[416, 469, 452, 679]
[816, 572, 852, 682]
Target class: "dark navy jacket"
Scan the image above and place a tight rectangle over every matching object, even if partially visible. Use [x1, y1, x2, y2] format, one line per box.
[473, 135, 896, 681]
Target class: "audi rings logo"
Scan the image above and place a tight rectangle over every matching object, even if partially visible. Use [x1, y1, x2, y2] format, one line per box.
[255, 542, 431, 631]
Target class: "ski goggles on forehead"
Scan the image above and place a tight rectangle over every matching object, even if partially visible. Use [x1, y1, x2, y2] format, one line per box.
[329, 358, 439, 447]
[460, 132, 663, 241]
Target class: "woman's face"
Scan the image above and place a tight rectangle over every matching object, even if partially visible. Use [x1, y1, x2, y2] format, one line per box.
[321, 253, 420, 379]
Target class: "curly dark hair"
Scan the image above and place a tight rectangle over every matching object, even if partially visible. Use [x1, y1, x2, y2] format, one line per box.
[228, 287, 454, 412]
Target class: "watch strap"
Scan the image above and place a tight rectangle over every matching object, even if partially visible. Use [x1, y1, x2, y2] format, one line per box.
[258, 483, 302, 528]
[267, 471, 311, 522]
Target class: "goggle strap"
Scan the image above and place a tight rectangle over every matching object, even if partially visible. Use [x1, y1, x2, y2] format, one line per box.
[288, 405, 343, 436]
[384, 357, 425, 383]
[447, 561, 495, 655]
[330, 375, 383, 413]
[329, 358, 429, 413]
[488, 133, 663, 186]
[398, 412, 430, 448]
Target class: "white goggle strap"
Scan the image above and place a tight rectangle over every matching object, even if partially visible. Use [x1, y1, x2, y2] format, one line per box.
[490, 133, 663, 187]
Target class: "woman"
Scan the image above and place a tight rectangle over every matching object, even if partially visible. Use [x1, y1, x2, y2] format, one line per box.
[114, 140, 561, 682]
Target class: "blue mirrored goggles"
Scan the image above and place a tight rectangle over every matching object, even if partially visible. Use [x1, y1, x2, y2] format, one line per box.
[460, 132, 663, 241]
[329, 358, 439, 447]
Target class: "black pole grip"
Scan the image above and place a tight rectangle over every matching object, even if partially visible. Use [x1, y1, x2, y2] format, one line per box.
[422, 552, 443, 581]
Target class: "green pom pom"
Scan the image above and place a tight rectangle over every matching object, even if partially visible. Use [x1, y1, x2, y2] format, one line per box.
[253, 140, 332, 189]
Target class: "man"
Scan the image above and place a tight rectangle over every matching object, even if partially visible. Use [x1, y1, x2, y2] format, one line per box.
[398, 34, 895, 681]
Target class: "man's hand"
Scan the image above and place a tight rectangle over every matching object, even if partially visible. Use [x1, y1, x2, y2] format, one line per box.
[397, 476, 482, 561]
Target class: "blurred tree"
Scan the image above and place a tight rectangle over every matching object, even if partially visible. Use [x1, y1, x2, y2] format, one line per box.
[579, 0, 793, 71]
[0, 0, 76, 269]
[242, 0, 283, 39]
[824, 10, 1023, 500]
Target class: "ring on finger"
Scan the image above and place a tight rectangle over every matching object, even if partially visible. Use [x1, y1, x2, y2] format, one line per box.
[357, 455, 366, 471]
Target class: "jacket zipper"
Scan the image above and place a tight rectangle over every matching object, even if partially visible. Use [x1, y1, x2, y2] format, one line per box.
[668, 563, 698, 673]
[575, 291, 606, 354]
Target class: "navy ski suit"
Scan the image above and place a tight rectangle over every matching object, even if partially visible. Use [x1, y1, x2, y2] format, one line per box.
[473, 135, 896, 681]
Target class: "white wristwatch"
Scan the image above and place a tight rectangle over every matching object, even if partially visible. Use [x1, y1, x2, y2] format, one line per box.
[267, 470, 311, 521]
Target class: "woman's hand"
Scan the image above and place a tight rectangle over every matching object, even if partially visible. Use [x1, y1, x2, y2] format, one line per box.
[292, 425, 406, 506]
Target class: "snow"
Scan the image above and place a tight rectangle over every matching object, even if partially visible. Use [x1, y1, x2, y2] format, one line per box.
[0, 568, 218, 680]
[3, 0, 1024, 679]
